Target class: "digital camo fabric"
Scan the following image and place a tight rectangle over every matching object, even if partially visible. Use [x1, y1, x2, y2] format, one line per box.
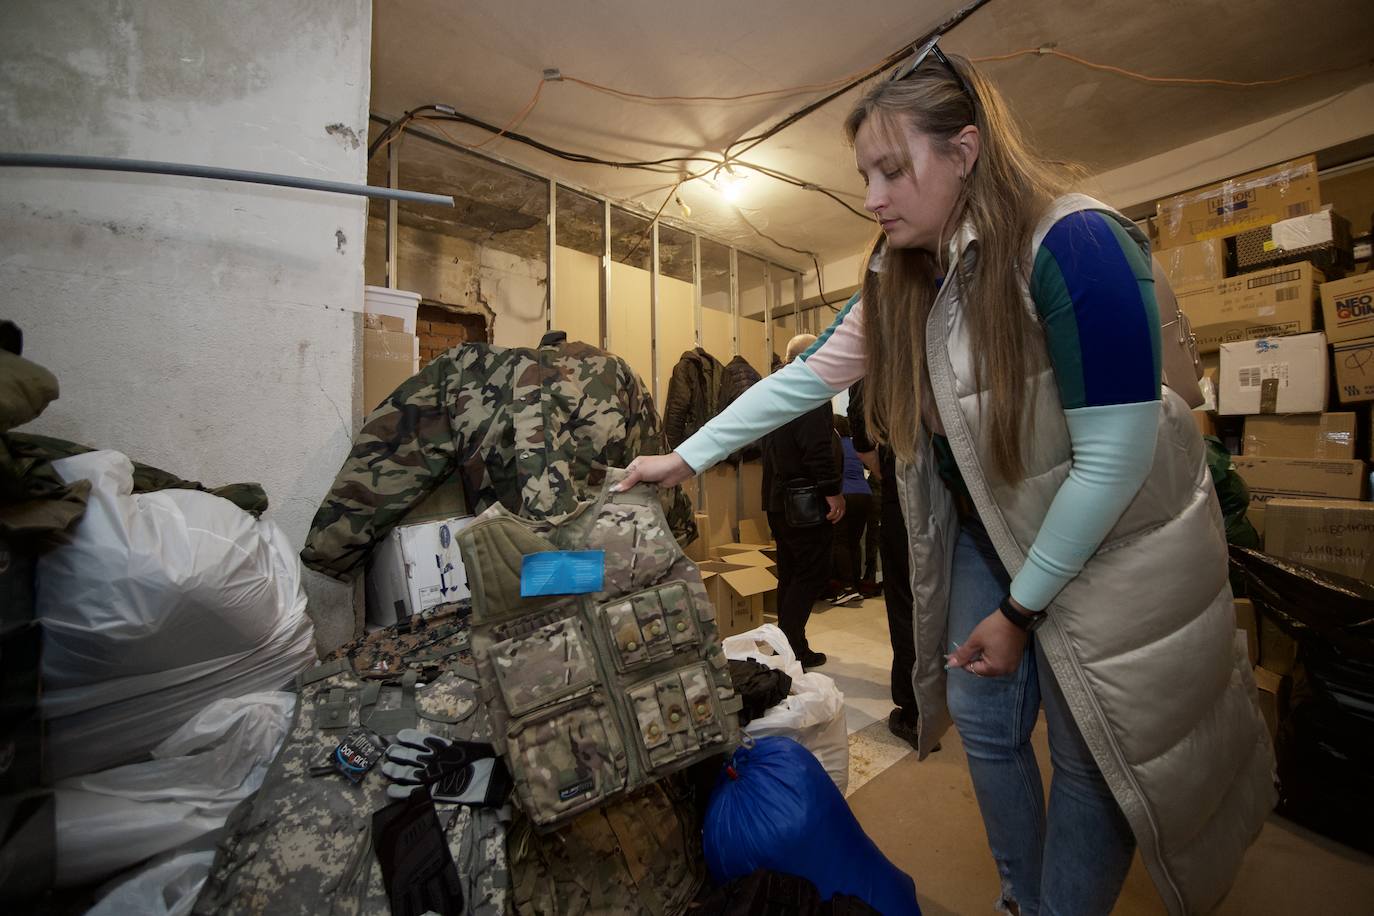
[193, 656, 510, 916]
[301, 340, 697, 582]
[457, 468, 742, 834]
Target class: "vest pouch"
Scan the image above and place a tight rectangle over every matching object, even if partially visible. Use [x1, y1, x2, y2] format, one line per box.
[506, 693, 628, 826]
[489, 614, 599, 717]
[598, 584, 696, 674]
[657, 582, 701, 649]
[626, 663, 726, 773]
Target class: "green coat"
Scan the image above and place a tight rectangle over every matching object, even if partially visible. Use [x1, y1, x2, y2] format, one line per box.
[302, 339, 696, 582]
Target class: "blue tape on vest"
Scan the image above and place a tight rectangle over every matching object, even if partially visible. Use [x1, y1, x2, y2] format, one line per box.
[520, 550, 606, 597]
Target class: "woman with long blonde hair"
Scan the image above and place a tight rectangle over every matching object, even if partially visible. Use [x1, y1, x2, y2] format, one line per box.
[621, 40, 1272, 915]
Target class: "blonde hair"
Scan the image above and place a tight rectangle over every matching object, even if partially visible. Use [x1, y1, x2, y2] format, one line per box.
[847, 53, 1077, 481]
[786, 333, 817, 362]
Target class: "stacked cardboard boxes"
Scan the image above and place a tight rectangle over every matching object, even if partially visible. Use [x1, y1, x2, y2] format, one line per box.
[1155, 156, 1367, 428]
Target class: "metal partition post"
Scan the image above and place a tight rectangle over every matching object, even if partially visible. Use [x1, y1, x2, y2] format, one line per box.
[692, 235, 703, 348]
[547, 180, 557, 331]
[728, 248, 740, 357]
[650, 221, 660, 404]
[601, 200, 611, 351]
[763, 263, 773, 368]
[386, 142, 400, 289]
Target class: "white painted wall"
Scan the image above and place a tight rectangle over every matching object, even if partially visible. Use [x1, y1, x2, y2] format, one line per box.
[0, 0, 373, 651]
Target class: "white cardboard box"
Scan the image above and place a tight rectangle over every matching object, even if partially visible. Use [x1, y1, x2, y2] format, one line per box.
[1218, 332, 1328, 415]
[366, 515, 475, 625]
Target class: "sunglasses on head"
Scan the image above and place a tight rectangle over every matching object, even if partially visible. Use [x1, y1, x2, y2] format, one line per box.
[889, 37, 978, 110]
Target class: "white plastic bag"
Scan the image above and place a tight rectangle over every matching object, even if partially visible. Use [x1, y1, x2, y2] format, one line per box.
[55, 691, 295, 886]
[36, 451, 315, 778]
[721, 623, 804, 681]
[85, 850, 215, 916]
[723, 624, 849, 792]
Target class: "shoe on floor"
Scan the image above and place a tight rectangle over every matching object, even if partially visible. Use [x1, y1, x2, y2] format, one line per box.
[858, 581, 882, 598]
[800, 651, 827, 670]
[887, 707, 940, 753]
[830, 590, 862, 606]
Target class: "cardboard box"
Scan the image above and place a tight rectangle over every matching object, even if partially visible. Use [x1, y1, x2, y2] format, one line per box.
[1332, 335, 1374, 405]
[1178, 262, 1323, 353]
[1248, 503, 1266, 540]
[1236, 601, 1258, 667]
[1218, 332, 1328, 415]
[364, 328, 419, 410]
[1242, 413, 1357, 459]
[1232, 456, 1366, 507]
[1321, 272, 1374, 345]
[683, 512, 712, 563]
[1192, 410, 1217, 438]
[699, 560, 776, 638]
[702, 465, 737, 552]
[1253, 665, 1290, 742]
[737, 517, 772, 544]
[714, 542, 775, 557]
[1155, 155, 1321, 251]
[365, 515, 475, 625]
[1156, 238, 1228, 288]
[1257, 611, 1299, 676]
[719, 550, 775, 570]
[1235, 209, 1354, 276]
[1234, 599, 1259, 666]
[1264, 497, 1374, 585]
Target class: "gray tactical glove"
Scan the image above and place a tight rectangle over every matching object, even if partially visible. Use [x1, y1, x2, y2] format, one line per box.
[381, 729, 512, 807]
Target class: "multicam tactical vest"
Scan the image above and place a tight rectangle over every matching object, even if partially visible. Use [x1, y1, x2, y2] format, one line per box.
[456, 469, 742, 831]
[193, 657, 509, 916]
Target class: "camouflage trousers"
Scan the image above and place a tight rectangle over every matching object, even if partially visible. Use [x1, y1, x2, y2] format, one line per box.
[193, 658, 510, 916]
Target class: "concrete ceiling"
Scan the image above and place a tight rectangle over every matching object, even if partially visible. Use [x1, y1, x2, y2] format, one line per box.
[370, 0, 1374, 276]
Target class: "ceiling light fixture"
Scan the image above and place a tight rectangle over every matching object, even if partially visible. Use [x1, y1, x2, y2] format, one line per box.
[709, 164, 748, 202]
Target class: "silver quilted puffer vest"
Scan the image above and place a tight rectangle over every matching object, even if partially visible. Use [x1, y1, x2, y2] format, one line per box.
[898, 195, 1276, 915]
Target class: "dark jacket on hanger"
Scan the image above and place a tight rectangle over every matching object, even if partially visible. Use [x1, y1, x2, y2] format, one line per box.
[719, 355, 765, 462]
[718, 355, 762, 413]
[663, 347, 725, 450]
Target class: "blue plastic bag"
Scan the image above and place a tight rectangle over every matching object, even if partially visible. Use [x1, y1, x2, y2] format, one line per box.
[704, 736, 921, 915]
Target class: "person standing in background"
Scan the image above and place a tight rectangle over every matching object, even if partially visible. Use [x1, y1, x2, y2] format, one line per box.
[760, 334, 844, 670]
[830, 414, 872, 606]
[850, 380, 926, 750]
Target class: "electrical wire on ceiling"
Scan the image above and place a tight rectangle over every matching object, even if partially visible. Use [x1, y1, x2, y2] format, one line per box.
[369, 0, 1370, 276]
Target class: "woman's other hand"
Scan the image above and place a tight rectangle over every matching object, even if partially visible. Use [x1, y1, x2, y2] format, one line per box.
[615, 453, 695, 491]
[826, 493, 846, 523]
[946, 609, 1029, 678]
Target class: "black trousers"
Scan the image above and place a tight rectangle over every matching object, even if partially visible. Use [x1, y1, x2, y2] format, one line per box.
[833, 492, 872, 589]
[880, 495, 917, 714]
[768, 510, 833, 658]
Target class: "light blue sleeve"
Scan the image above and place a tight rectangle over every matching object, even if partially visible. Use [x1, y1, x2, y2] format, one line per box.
[1009, 400, 1161, 612]
[674, 358, 841, 473]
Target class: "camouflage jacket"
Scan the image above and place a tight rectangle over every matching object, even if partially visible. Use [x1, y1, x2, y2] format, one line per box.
[302, 340, 696, 582]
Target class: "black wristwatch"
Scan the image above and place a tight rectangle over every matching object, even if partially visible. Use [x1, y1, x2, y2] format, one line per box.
[999, 596, 1048, 632]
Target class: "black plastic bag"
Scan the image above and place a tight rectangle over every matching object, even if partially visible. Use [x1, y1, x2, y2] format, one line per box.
[1229, 547, 1374, 852]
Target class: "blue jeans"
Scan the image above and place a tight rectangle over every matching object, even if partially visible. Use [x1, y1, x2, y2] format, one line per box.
[946, 526, 1136, 916]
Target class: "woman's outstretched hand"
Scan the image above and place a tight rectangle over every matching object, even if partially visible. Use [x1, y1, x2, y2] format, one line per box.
[615, 453, 695, 491]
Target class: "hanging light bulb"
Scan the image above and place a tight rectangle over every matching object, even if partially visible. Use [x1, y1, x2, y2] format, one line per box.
[710, 164, 748, 202]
